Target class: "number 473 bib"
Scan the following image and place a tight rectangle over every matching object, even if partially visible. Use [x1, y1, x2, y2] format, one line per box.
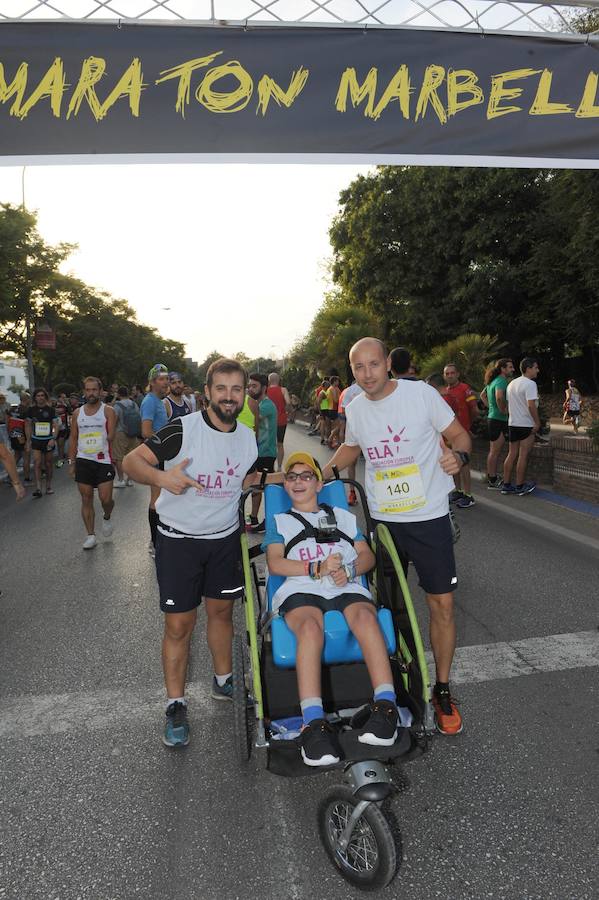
[374, 464, 427, 514]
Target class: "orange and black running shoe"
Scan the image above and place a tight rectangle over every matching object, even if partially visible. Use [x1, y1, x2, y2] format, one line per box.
[432, 686, 463, 735]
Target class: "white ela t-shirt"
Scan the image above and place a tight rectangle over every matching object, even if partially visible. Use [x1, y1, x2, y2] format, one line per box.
[264, 506, 372, 613]
[345, 380, 455, 523]
[507, 376, 538, 427]
[156, 413, 257, 539]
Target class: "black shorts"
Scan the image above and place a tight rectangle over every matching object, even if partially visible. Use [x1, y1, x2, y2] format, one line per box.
[374, 515, 458, 596]
[58, 427, 70, 440]
[325, 410, 338, 420]
[487, 418, 508, 442]
[256, 455, 276, 473]
[10, 436, 25, 452]
[508, 426, 533, 443]
[276, 424, 287, 443]
[31, 439, 54, 453]
[75, 458, 115, 487]
[280, 592, 375, 616]
[565, 410, 580, 420]
[155, 529, 244, 613]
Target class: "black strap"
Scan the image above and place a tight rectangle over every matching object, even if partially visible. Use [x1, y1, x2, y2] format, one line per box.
[282, 504, 354, 558]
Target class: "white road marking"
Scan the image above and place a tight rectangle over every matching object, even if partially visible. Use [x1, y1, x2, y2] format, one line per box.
[427, 629, 599, 685]
[1, 631, 597, 740]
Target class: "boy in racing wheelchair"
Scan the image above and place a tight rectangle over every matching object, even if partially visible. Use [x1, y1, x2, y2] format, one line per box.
[264, 452, 400, 767]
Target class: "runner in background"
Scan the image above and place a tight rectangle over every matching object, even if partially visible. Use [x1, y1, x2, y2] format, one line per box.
[113, 386, 141, 488]
[69, 377, 117, 550]
[247, 372, 277, 531]
[54, 391, 72, 467]
[316, 378, 331, 446]
[325, 376, 342, 448]
[0, 444, 25, 501]
[8, 392, 31, 483]
[164, 372, 193, 423]
[25, 388, 59, 499]
[237, 389, 260, 439]
[267, 372, 290, 470]
[337, 380, 363, 506]
[563, 379, 583, 435]
[141, 364, 170, 556]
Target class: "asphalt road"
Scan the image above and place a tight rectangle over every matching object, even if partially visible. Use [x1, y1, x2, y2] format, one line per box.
[0, 424, 597, 900]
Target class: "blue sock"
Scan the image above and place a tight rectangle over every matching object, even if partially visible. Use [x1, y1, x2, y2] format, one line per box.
[300, 696, 324, 726]
[374, 683, 396, 705]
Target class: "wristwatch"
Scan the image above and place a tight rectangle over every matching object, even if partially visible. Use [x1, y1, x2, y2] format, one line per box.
[455, 450, 470, 467]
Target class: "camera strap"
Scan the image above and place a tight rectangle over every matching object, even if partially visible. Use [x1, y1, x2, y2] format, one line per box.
[283, 503, 354, 558]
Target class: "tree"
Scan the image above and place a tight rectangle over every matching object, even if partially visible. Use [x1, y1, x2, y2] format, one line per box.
[418, 334, 507, 391]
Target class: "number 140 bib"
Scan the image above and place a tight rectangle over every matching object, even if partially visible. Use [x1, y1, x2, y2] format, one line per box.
[374, 464, 427, 514]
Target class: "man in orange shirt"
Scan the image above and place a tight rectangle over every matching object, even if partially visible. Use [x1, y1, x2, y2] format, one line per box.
[443, 364, 479, 508]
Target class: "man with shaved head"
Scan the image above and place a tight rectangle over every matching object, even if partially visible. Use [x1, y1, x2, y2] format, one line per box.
[323, 337, 472, 735]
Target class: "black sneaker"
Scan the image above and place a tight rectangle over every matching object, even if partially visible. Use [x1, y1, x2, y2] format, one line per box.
[300, 719, 341, 767]
[357, 700, 399, 746]
[162, 701, 190, 747]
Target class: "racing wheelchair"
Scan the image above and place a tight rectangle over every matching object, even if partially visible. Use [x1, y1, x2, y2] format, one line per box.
[233, 473, 435, 890]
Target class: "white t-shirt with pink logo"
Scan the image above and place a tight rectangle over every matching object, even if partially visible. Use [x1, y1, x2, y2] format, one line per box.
[156, 412, 257, 539]
[344, 380, 455, 522]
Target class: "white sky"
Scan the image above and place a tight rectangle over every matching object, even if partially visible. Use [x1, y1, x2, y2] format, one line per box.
[0, 163, 370, 362]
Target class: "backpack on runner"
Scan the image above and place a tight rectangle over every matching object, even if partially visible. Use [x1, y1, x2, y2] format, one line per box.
[117, 399, 142, 438]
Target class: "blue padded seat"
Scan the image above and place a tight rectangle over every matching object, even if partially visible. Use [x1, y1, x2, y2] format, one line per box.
[264, 482, 397, 669]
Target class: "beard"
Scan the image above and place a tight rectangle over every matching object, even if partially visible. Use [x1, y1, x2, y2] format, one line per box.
[209, 399, 241, 424]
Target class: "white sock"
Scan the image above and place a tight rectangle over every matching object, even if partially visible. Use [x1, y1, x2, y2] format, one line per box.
[215, 672, 232, 687]
[165, 696, 186, 711]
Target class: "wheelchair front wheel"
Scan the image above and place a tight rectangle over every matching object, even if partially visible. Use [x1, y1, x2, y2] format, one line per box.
[232, 635, 252, 766]
[317, 785, 397, 891]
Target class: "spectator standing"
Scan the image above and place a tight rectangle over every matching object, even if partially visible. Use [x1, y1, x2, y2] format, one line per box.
[502, 358, 541, 496]
[443, 364, 479, 508]
[482, 358, 514, 489]
[267, 372, 290, 470]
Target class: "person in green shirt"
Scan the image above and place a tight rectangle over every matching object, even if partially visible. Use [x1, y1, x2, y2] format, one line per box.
[246, 372, 278, 531]
[481, 358, 515, 488]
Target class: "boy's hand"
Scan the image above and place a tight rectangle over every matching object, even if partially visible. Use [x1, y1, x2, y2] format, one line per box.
[321, 552, 342, 576]
[330, 567, 348, 587]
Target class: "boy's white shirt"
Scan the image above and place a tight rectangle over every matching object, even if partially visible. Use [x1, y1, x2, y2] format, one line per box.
[268, 505, 371, 613]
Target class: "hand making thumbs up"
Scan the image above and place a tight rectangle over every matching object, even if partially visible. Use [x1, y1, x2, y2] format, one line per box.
[438, 438, 461, 476]
[162, 458, 202, 495]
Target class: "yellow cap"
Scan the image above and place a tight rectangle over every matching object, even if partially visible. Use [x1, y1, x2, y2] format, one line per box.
[283, 452, 322, 481]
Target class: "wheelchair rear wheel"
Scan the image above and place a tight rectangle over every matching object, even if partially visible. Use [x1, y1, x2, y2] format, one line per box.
[232, 635, 252, 765]
[317, 785, 397, 891]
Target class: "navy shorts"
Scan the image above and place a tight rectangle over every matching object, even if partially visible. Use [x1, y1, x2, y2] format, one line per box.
[155, 529, 244, 613]
[374, 515, 458, 595]
[280, 592, 375, 616]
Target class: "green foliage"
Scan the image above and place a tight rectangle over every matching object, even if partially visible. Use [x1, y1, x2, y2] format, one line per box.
[0, 204, 187, 389]
[418, 334, 507, 391]
[585, 419, 599, 450]
[325, 166, 599, 389]
[289, 290, 382, 384]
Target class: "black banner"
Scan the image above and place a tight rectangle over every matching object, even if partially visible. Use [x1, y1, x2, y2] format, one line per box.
[1, 21, 599, 165]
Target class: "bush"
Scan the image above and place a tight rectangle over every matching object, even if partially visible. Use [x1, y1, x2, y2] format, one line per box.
[585, 419, 599, 449]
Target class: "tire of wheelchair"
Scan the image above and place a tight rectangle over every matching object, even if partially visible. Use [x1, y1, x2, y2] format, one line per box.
[317, 784, 397, 890]
[232, 635, 252, 766]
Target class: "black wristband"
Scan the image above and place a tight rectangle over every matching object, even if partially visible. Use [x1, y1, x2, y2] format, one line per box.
[455, 450, 470, 467]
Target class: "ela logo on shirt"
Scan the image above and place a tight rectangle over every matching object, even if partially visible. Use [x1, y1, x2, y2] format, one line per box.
[366, 424, 410, 462]
[196, 457, 241, 490]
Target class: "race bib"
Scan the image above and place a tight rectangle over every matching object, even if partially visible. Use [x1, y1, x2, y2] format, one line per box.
[80, 431, 104, 455]
[374, 464, 426, 514]
[34, 421, 51, 438]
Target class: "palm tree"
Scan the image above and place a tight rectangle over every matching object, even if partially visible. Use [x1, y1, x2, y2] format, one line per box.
[419, 333, 507, 390]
